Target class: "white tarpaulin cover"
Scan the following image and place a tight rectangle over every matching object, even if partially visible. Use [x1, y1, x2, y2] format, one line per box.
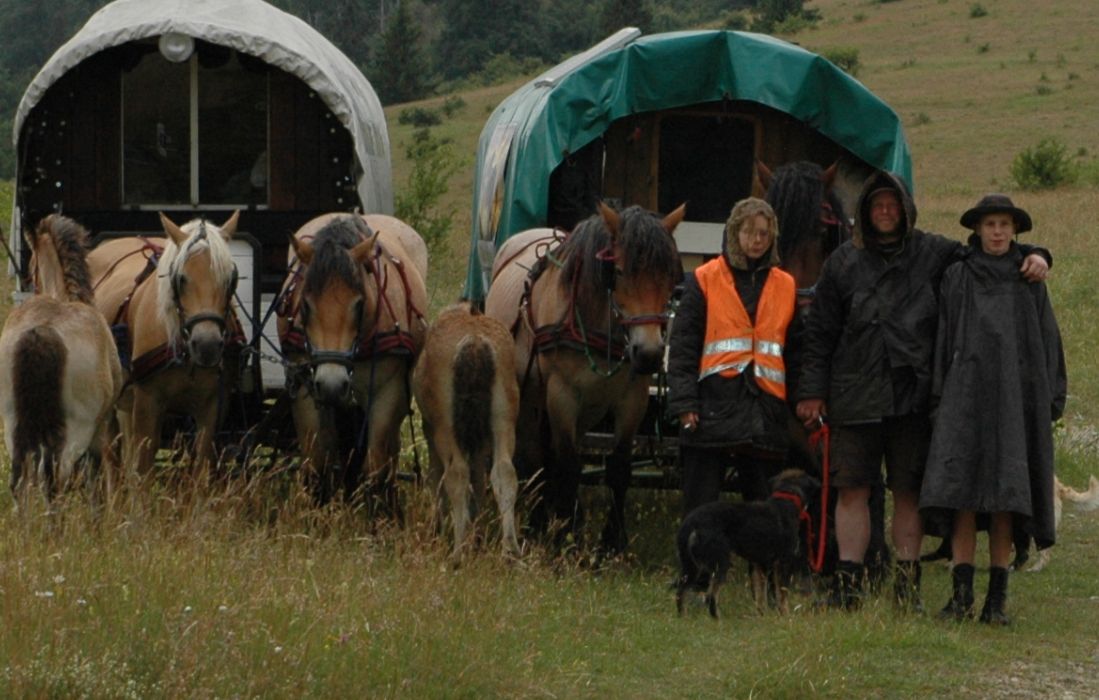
[13, 0, 392, 213]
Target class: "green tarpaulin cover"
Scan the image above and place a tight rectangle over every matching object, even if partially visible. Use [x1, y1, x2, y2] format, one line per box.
[465, 29, 912, 300]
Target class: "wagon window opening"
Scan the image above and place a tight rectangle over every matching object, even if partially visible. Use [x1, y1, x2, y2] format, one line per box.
[657, 114, 755, 223]
[122, 40, 268, 207]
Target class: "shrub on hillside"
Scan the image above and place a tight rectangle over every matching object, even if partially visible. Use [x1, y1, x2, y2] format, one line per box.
[396, 129, 460, 253]
[398, 107, 442, 128]
[1011, 138, 1076, 190]
[969, 3, 988, 18]
[822, 47, 861, 77]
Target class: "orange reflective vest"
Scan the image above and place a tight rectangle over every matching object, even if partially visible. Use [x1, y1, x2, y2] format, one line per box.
[693, 259, 795, 399]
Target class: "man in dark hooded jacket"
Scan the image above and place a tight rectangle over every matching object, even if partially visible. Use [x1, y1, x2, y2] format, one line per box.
[795, 172, 1051, 611]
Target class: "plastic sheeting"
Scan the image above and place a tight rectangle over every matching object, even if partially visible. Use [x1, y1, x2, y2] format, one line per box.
[464, 29, 913, 300]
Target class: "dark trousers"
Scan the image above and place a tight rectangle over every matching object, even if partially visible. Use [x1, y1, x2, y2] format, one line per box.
[680, 444, 784, 515]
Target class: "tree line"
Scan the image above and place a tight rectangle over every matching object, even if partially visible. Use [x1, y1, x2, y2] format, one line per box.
[0, 0, 812, 178]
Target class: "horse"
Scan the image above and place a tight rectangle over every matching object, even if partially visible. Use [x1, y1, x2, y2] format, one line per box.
[86, 211, 240, 476]
[278, 213, 427, 511]
[485, 202, 684, 552]
[0, 215, 122, 502]
[413, 302, 521, 561]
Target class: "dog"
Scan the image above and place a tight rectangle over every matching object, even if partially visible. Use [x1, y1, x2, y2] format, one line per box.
[1022, 475, 1099, 572]
[675, 468, 820, 618]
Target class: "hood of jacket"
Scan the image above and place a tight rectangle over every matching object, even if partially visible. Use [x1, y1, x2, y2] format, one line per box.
[852, 171, 918, 249]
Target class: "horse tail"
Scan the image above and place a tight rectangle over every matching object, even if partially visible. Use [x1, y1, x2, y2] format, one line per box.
[11, 326, 66, 481]
[452, 335, 495, 461]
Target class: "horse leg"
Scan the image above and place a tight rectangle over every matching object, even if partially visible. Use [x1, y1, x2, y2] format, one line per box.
[292, 389, 339, 504]
[490, 387, 520, 556]
[129, 389, 163, 477]
[192, 394, 220, 479]
[361, 368, 410, 521]
[513, 392, 550, 536]
[544, 377, 583, 545]
[443, 447, 472, 563]
[601, 382, 649, 554]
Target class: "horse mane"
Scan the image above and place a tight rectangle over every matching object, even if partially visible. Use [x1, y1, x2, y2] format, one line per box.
[765, 161, 848, 262]
[302, 216, 372, 299]
[156, 217, 238, 344]
[37, 214, 95, 305]
[558, 205, 681, 311]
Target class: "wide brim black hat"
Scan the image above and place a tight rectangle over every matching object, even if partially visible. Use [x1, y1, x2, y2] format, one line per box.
[960, 193, 1033, 233]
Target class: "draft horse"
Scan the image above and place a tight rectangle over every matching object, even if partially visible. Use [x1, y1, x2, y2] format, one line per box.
[87, 211, 240, 475]
[413, 302, 521, 561]
[278, 214, 427, 510]
[0, 215, 122, 500]
[486, 202, 684, 552]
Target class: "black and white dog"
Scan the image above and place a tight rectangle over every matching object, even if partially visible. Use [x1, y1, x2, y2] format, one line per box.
[675, 468, 820, 618]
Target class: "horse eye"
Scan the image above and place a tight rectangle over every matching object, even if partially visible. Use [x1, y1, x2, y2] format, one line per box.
[353, 299, 364, 318]
[177, 275, 188, 292]
[301, 299, 312, 323]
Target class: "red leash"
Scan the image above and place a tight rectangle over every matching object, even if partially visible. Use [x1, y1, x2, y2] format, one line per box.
[807, 423, 831, 573]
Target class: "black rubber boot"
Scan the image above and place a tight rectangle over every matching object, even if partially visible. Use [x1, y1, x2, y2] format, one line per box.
[979, 566, 1011, 626]
[828, 560, 864, 610]
[894, 560, 924, 613]
[937, 563, 975, 621]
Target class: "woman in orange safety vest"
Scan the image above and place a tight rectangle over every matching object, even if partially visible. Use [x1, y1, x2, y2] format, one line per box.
[666, 197, 797, 514]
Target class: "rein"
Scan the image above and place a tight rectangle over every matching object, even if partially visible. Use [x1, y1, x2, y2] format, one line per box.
[769, 425, 830, 574]
[808, 423, 831, 573]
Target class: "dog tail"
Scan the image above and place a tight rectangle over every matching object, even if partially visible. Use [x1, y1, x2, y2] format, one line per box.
[451, 335, 495, 461]
[11, 326, 66, 482]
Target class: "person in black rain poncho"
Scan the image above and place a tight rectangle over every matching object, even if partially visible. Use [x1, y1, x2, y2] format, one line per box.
[921, 194, 1067, 626]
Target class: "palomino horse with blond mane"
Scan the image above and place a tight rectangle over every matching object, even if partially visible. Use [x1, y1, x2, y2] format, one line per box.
[87, 212, 240, 475]
[413, 302, 521, 561]
[0, 215, 122, 500]
[278, 214, 427, 510]
[486, 203, 684, 552]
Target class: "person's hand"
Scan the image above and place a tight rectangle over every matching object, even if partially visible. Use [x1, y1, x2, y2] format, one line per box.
[679, 412, 699, 432]
[796, 399, 827, 429]
[1020, 253, 1049, 282]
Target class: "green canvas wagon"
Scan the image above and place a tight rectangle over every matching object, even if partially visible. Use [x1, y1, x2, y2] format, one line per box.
[463, 28, 915, 482]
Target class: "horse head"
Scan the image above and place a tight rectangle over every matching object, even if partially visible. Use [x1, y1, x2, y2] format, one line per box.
[597, 202, 684, 375]
[157, 211, 239, 368]
[760, 160, 849, 310]
[289, 216, 379, 404]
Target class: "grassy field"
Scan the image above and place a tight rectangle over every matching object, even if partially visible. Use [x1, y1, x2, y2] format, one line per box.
[3, 0, 1099, 696]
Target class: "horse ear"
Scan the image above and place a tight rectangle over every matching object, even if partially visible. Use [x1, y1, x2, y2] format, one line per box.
[220, 210, 240, 240]
[598, 201, 620, 238]
[159, 212, 188, 247]
[289, 234, 313, 266]
[350, 231, 379, 264]
[821, 161, 839, 189]
[755, 159, 774, 192]
[661, 203, 687, 235]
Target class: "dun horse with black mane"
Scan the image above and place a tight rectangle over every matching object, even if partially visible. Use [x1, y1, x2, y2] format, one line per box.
[0, 215, 122, 501]
[486, 203, 684, 552]
[278, 214, 427, 511]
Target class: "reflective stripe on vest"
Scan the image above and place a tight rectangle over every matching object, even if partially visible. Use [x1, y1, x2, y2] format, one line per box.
[694, 259, 796, 399]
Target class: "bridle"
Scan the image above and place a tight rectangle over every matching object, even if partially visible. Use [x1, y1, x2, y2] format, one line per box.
[170, 221, 239, 361]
